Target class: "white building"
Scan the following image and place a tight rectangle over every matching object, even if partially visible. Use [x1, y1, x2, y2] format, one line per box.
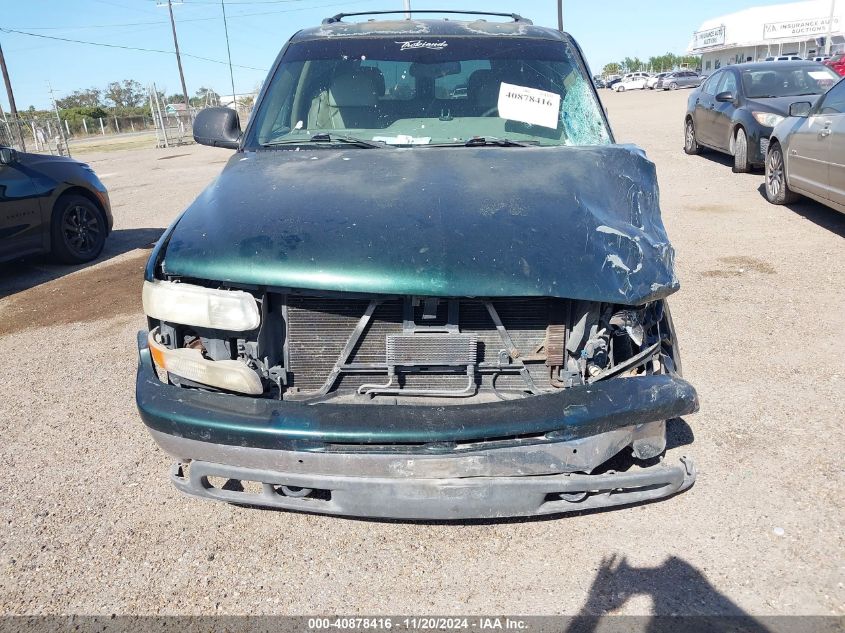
[219, 92, 258, 108]
[689, 0, 845, 72]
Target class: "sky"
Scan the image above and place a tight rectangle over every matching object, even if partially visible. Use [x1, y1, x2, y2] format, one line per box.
[0, 0, 804, 110]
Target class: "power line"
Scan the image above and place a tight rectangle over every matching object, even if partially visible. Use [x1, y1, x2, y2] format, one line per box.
[0, 27, 268, 71]
[183, 0, 313, 4]
[164, 0, 191, 110]
[221, 0, 237, 106]
[10, 0, 378, 32]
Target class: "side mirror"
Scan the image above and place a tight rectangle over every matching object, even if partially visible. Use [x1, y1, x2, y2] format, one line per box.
[0, 147, 18, 165]
[193, 107, 241, 149]
[715, 91, 736, 103]
[788, 101, 813, 118]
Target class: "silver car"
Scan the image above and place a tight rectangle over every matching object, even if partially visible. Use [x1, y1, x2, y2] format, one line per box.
[657, 71, 703, 90]
[765, 78, 845, 213]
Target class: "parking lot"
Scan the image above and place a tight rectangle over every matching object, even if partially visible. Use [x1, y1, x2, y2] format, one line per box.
[1, 88, 843, 617]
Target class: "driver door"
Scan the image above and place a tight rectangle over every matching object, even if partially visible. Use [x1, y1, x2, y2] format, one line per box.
[818, 81, 845, 206]
[694, 72, 721, 146]
[710, 70, 740, 152]
[0, 153, 43, 261]
[787, 80, 845, 199]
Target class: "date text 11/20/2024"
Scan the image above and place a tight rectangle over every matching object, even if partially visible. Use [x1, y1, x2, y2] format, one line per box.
[307, 617, 528, 630]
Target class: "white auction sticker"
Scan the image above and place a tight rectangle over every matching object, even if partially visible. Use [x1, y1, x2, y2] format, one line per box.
[809, 71, 832, 80]
[497, 82, 561, 129]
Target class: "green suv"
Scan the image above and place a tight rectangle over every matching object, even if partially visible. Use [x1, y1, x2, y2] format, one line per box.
[135, 11, 698, 519]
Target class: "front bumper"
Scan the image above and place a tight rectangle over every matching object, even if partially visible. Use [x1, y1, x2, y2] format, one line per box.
[136, 332, 699, 519]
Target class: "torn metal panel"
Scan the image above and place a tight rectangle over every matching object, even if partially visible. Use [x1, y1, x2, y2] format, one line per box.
[159, 145, 679, 306]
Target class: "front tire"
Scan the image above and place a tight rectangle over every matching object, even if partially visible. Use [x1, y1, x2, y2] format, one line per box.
[684, 118, 701, 155]
[765, 142, 800, 204]
[50, 194, 107, 264]
[669, 82, 679, 90]
[732, 127, 751, 173]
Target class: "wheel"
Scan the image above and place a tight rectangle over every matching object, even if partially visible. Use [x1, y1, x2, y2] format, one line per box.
[669, 82, 679, 90]
[684, 118, 701, 155]
[765, 142, 800, 204]
[618, 85, 625, 92]
[731, 127, 751, 173]
[50, 194, 107, 264]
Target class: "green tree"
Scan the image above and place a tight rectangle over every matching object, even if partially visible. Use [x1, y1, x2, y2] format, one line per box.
[621, 57, 644, 73]
[602, 62, 621, 76]
[56, 87, 101, 109]
[105, 80, 145, 109]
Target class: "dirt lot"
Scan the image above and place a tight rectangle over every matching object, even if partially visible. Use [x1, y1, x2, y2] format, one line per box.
[1, 88, 843, 618]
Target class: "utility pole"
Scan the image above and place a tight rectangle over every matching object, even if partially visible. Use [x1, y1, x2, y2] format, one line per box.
[221, 0, 237, 108]
[0, 40, 25, 151]
[48, 81, 70, 157]
[165, 0, 191, 115]
[825, 0, 837, 55]
[404, 0, 411, 20]
[557, 0, 564, 32]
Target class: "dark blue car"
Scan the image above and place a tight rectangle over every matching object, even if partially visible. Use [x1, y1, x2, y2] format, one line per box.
[683, 60, 839, 173]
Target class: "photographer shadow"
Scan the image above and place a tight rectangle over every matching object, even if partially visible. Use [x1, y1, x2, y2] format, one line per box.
[566, 554, 771, 633]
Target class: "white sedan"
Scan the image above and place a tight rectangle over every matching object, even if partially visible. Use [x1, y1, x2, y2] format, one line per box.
[612, 76, 648, 92]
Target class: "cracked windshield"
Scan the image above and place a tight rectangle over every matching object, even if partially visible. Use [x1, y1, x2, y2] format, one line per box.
[248, 37, 611, 148]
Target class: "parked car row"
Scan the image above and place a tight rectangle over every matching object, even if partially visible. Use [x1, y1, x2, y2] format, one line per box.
[598, 70, 706, 92]
[682, 60, 843, 214]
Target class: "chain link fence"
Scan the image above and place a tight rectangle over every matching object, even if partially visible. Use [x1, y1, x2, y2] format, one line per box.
[1, 103, 254, 154]
[1, 113, 157, 154]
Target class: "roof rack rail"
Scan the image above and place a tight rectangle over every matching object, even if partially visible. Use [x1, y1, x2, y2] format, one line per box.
[322, 10, 532, 26]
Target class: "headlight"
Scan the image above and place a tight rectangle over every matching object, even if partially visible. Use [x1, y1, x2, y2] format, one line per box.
[752, 112, 785, 128]
[142, 280, 260, 331]
[148, 329, 263, 395]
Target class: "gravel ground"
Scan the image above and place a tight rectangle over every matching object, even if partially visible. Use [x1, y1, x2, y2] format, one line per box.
[0, 89, 843, 618]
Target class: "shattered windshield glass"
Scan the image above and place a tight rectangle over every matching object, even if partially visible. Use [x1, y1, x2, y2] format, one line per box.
[246, 36, 611, 148]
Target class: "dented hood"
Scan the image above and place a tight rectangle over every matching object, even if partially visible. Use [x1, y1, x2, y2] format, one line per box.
[160, 144, 678, 304]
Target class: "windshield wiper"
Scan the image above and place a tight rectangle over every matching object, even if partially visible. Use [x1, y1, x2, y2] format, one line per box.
[262, 133, 385, 149]
[309, 133, 386, 148]
[465, 136, 530, 147]
[427, 136, 534, 148]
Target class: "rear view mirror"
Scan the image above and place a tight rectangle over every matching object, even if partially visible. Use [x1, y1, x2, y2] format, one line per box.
[788, 101, 813, 118]
[0, 147, 18, 165]
[193, 107, 241, 149]
[715, 91, 735, 103]
[409, 61, 462, 79]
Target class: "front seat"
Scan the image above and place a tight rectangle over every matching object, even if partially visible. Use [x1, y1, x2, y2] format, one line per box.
[310, 69, 384, 130]
[467, 69, 500, 115]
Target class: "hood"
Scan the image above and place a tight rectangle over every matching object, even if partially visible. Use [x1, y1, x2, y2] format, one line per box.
[19, 151, 83, 168]
[159, 144, 679, 305]
[745, 95, 821, 116]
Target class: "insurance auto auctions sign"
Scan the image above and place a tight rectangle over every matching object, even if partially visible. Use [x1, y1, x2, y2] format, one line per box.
[692, 26, 726, 50]
[763, 16, 841, 40]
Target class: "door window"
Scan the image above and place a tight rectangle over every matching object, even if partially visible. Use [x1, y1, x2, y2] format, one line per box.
[717, 71, 738, 95]
[701, 72, 721, 95]
[817, 79, 845, 114]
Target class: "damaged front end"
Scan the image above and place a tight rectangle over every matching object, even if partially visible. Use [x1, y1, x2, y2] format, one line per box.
[136, 284, 698, 519]
[136, 111, 697, 519]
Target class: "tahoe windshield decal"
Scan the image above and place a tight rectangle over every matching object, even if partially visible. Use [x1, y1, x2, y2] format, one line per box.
[395, 39, 448, 51]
